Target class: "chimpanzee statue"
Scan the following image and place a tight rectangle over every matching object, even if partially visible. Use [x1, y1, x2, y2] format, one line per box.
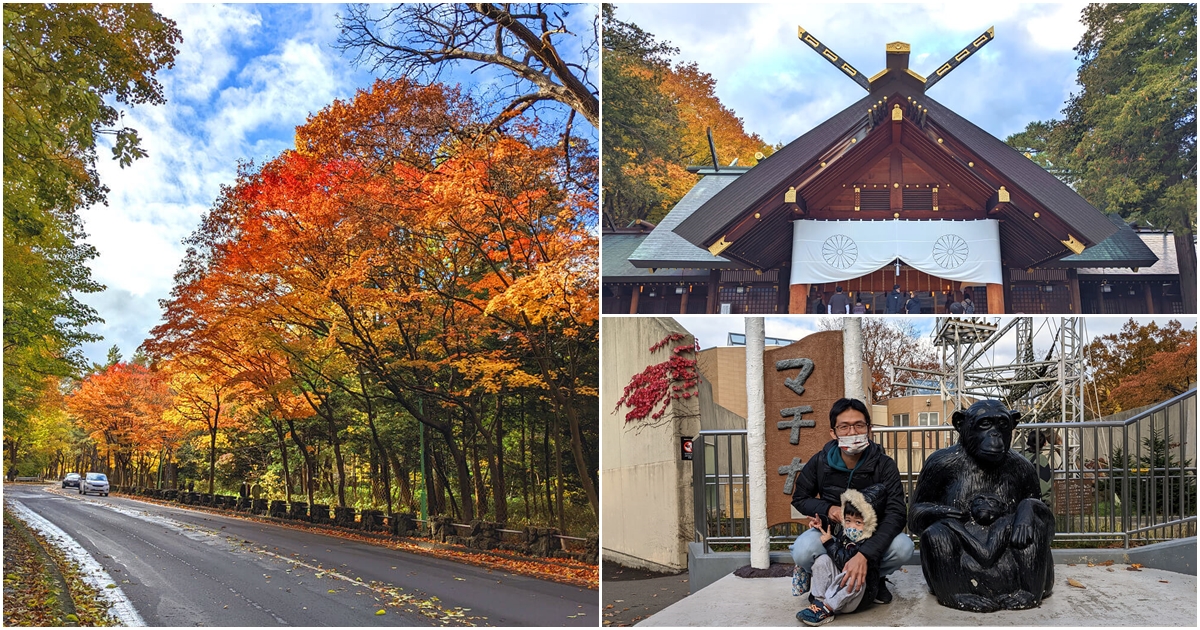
[909, 400, 1055, 612]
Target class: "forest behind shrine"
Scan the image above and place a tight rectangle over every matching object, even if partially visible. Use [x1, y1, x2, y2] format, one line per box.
[7, 5, 600, 534]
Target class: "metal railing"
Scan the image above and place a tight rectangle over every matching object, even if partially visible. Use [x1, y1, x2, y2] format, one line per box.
[694, 389, 1196, 550]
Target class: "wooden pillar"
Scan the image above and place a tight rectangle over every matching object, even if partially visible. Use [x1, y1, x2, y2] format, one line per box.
[1144, 283, 1156, 314]
[790, 283, 809, 314]
[706, 271, 720, 314]
[986, 283, 1005, 314]
[777, 263, 792, 314]
[1001, 266, 1013, 314]
[679, 288, 689, 314]
[1068, 271, 1082, 313]
[629, 285, 640, 314]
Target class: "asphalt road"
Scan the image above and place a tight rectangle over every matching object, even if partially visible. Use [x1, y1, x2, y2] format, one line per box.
[4, 484, 595, 626]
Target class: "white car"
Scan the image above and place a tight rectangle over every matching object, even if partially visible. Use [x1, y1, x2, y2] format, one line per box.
[79, 472, 110, 496]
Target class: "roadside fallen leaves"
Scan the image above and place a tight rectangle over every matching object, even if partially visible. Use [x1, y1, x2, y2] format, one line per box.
[3, 508, 117, 627]
[1067, 578, 1086, 589]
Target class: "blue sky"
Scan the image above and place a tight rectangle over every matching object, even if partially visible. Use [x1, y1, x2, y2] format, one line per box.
[611, 2, 1093, 146]
[79, 3, 598, 366]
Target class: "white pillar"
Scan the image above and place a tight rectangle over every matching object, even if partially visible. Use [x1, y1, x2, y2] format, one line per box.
[745, 317, 769, 569]
[843, 318, 866, 402]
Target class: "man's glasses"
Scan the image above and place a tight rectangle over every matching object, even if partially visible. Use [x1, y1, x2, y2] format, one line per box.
[834, 422, 870, 436]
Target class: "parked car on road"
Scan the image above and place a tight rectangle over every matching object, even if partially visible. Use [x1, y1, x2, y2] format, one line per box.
[61, 472, 82, 489]
[79, 472, 109, 496]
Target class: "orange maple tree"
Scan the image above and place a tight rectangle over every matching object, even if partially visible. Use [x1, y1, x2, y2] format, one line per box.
[65, 362, 172, 486]
[140, 77, 598, 529]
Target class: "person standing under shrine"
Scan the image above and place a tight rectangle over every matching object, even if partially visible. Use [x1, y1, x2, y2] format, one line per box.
[962, 291, 976, 314]
[884, 284, 905, 314]
[809, 289, 826, 315]
[827, 287, 850, 315]
[904, 291, 922, 314]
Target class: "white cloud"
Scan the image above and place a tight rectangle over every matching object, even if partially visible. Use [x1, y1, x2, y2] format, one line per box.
[159, 4, 262, 103]
[1024, 3, 1089, 51]
[78, 5, 371, 365]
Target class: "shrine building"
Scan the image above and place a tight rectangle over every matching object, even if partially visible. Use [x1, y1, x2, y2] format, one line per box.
[602, 29, 1175, 315]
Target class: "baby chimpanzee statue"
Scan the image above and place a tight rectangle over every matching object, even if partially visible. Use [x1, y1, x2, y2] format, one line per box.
[909, 400, 1055, 612]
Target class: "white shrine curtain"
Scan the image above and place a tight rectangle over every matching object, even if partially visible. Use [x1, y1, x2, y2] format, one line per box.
[789, 219, 1002, 285]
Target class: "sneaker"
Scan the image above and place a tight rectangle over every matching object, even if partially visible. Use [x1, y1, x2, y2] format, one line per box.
[791, 565, 811, 596]
[874, 577, 893, 605]
[797, 602, 834, 626]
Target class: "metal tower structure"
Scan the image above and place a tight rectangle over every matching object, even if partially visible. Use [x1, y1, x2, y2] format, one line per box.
[894, 317, 1089, 467]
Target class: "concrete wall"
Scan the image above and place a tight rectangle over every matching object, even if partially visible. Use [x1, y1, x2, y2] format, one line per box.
[602, 317, 701, 572]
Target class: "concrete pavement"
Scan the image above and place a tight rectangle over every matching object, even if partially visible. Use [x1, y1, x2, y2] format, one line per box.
[636, 562, 1197, 626]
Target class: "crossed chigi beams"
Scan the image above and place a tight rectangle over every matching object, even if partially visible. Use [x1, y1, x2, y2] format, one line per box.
[796, 25, 995, 92]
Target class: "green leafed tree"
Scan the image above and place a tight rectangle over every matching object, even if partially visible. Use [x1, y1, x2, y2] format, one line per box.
[3, 4, 181, 429]
[1007, 3, 1196, 311]
[601, 4, 686, 226]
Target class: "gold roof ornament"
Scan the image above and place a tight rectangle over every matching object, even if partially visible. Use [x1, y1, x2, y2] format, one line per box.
[1061, 234, 1086, 255]
[708, 236, 732, 256]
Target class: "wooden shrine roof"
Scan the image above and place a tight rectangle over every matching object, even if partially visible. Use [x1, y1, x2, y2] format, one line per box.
[671, 87, 1123, 271]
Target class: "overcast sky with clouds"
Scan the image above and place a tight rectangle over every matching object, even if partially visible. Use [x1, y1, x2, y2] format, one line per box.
[78, 3, 597, 366]
[611, 2, 1092, 147]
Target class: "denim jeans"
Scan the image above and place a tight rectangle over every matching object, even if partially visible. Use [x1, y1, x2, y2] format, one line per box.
[789, 528, 914, 576]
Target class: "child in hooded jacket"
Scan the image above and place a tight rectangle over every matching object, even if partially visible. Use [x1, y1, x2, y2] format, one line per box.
[796, 483, 888, 626]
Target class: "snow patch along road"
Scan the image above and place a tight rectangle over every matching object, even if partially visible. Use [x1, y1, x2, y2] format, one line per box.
[6, 499, 147, 626]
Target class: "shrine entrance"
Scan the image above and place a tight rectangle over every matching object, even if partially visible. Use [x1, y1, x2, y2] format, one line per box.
[797, 264, 992, 314]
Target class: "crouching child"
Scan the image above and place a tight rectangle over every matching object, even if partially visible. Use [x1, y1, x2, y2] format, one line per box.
[797, 483, 889, 626]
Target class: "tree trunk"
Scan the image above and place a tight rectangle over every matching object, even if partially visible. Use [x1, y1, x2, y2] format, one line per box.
[208, 425, 218, 495]
[493, 395, 507, 524]
[543, 409, 552, 524]
[271, 418, 293, 503]
[287, 419, 316, 506]
[423, 425, 441, 515]
[388, 449, 412, 510]
[443, 425, 474, 522]
[324, 405, 347, 508]
[431, 447, 459, 520]
[355, 372, 393, 513]
[470, 428, 487, 520]
[553, 410, 565, 531]
[520, 397, 530, 522]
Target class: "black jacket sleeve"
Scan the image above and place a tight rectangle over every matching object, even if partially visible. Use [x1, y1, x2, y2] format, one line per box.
[791, 444, 834, 518]
[822, 536, 858, 571]
[855, 450, 909, 562]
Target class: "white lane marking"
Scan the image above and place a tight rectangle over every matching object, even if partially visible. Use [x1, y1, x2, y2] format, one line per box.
[7, 499, 146, 626]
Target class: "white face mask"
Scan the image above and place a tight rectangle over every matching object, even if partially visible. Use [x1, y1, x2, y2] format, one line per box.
[843, 526, 865, 542]
[838, 433, 869, 455]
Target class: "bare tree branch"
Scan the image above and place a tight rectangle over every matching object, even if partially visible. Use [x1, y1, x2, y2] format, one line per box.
[336, 3, 598, 128]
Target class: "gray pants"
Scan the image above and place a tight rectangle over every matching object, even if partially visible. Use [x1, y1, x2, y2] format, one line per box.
[811, 554, 866, 613]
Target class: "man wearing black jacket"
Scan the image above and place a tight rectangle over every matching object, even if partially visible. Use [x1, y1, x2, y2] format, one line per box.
[789, 398, 914, 607]
[884, 284, 905, 314]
